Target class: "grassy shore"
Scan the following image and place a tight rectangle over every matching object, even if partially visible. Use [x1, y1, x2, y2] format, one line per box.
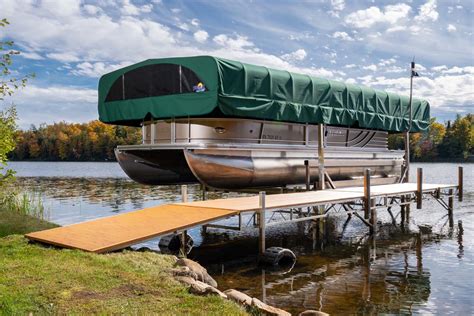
[0, 209, 57, 238]
[0, 211, 246, 315]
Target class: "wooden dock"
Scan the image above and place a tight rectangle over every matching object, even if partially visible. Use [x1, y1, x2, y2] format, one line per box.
[25, 179, 460, 254]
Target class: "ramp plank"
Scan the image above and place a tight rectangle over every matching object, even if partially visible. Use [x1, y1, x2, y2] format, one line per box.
[26, 205, 236, 253]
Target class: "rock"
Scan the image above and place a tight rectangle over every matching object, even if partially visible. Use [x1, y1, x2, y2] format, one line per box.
[224, 289, 252, 306]
[251, 298, 291, 316]
[176, 258, 218, 287]
[174, 276, 196, 287]
[299, 310, 329, 316]
[189, 280, 227, 299]
[170, 266, 199, 280]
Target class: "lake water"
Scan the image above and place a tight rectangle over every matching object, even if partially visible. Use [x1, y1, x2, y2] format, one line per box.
[7, 161, 474, 315]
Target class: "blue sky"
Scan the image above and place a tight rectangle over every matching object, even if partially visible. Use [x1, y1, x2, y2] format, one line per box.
[1, 0, 472, 129]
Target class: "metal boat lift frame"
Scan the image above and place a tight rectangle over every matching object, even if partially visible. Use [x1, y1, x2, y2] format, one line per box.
[185, 124, 464, 256]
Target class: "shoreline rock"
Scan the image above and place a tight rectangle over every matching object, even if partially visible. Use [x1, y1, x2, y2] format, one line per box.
[172, 258, 295, 315]
[175, 258, 217, 287]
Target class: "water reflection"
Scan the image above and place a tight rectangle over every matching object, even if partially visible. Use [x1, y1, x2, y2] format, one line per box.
[207, 227, 453, 315]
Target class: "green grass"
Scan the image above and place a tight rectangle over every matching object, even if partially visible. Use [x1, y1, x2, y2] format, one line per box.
[0, 209, 58, 238]
[0, 186, 246, 315]
[0, 235, 247, 315]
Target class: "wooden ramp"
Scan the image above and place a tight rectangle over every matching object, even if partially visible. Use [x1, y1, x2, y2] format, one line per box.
[26, 205, 237, 253]
[25, 183, 457, 253]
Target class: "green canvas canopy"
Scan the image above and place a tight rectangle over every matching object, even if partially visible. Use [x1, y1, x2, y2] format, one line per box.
[98, 56, 430, 132]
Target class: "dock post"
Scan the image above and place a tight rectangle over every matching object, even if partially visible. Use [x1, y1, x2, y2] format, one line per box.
[364, 169, 371, 220]
[370, 197, 376, 235]
[259, 191, 266, 255]
[448, 188, 454, 217]
[416, 168, 423, 209]
[180, 185, 188, 257]
[318, 124, 325, 190]
[404, 131, 410, 183]
[201, 184, 207, 201]
[400, 195, 406, 226]
[448, 188, 454, 228]
[458, 166, 463, 202]
[317, 124, 326, 240]
[304, 160, 310, 191]
[181, 185, 188, 203]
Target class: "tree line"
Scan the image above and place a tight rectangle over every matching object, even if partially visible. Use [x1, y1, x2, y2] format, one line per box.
[8, 114, 473, 162]
[388, 114, 473, 162]
[11, 121, 141, 161]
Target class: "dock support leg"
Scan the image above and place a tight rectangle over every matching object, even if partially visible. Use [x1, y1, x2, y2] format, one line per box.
[201, 184, 207, 201]
[181, 185, 188, 203]
[305, 160, 311, 191]
[458, 166, 463, 202]
[404, 131, 410, 183]
[416, 168, 423, 209]
[405, 196, 410, 224]
[448, 188, 454, 218]
[364, 169, 371, 220]
[400, 196, 406, 226]
[259, 191, 266, 255]
[370, 198, 376, 235]
[318, 124, 325, 190]
[180, 185, 189, 257]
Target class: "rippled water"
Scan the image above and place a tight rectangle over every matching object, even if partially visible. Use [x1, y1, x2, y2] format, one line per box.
[7, 161, 473, 315]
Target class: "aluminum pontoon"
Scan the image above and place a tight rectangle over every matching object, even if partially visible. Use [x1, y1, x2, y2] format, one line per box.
[98, 56, 430, 189]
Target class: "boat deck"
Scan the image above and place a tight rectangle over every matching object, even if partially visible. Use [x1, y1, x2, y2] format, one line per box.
[25, 183, 457, 253]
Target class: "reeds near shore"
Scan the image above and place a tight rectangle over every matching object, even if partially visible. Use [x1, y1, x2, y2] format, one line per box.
[0, 188, 47, 220]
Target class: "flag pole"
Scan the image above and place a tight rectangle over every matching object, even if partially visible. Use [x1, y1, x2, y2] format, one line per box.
[404, 60, 415, 183]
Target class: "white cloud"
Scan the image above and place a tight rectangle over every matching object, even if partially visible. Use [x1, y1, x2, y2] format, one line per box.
[46, 52, 81, 63]
[20, 51, 44, 60]
[363, 64, 377, 72]
[120, 0, 153, 16]
[213, 34, 255, 51]
[378, 58, 396, 66]
[191, 18, 199, 26]
[177, 22, 189, 31]
[415, 0, 438, 22]
[357, 73, 473, 113]
[72, 61, 132, 77]
[331, 31, 354, 41]
[447, 24, 457, 32]
[432, 65, 448, 72]
[193, 30, 209, 43]
[344, 64, 357, 68]
[440, 66, 474, 74]
[281, 49, 307, 62]
[329, 0, 345, 17]
[345, 3, 411, 28]
[5, 84, 98, 129]
[83, 4, 102, 15]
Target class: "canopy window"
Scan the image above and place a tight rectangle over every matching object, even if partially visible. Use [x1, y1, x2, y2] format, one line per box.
[105, 63, 205, 102]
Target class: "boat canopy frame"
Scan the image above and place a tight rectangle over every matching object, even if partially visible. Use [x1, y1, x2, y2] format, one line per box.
[98, 56, 430, 132]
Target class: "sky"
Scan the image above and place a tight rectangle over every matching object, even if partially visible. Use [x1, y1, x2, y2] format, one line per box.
[0, 0, 472, 129]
